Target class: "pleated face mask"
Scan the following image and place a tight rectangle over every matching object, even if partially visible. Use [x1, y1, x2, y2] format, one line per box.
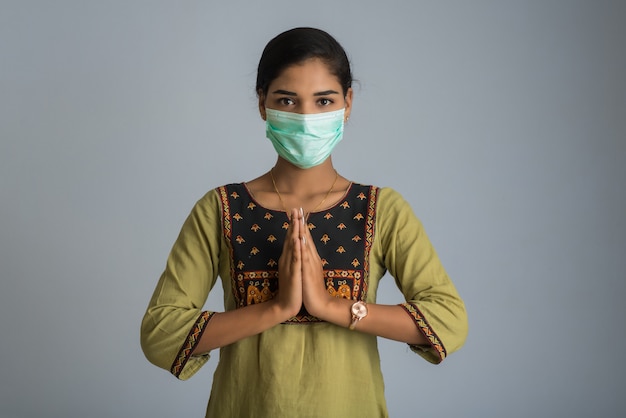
[265, 108, 345, 169]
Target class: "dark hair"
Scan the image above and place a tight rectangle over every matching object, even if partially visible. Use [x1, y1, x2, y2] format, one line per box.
[256, 27, 352, 97]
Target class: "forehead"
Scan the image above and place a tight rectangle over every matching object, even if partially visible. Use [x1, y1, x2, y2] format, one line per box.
[268, 58, 341, 92]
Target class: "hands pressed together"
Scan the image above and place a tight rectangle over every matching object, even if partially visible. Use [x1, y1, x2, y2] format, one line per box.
[193, 207, 427, 354]
[277, 208, 334, 321]
[192, 207, 351, 354]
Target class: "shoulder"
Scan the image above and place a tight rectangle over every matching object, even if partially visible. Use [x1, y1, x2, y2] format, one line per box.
[344, 183, 412, 210]
[345, 183, 415, 220]
[369, 187, 422, 231]
[376, 186, 406, 204]
[211, 183, 246, 200]
[349, 183, 404, 199]
[355, 185, 411, 212]
[192, 183, 246, 213]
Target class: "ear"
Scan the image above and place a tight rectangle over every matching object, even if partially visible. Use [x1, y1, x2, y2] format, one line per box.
[343, 87, 353, 122]
[258, 91, 267, 121]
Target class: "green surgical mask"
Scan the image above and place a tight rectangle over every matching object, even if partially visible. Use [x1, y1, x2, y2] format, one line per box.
[265, 108, 345, 169]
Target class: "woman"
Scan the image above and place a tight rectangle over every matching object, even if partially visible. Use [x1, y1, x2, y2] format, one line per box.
[141, 27, 467, 417]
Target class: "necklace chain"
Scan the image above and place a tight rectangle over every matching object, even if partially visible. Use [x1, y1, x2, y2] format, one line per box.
[270, 168, 339, 218]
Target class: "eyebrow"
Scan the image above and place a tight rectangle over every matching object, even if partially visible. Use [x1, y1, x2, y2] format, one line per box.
[271, 89, 340, 96]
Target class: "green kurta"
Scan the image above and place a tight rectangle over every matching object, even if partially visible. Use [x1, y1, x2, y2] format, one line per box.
[141, 184, 467, 418]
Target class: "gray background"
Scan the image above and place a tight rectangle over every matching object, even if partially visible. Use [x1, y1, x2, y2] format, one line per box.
[1, 1, 625, 417]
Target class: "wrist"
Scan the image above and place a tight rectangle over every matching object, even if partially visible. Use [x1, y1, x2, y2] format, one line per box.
[305, 292, 335, 321]
[270, 298, 299, 323]
[349, 300, 368, 330]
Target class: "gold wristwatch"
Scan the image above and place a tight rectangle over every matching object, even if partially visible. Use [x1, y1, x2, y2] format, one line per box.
[349, 301, 368, 330]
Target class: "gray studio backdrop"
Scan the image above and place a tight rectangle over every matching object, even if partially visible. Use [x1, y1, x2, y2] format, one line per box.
[1, 1, 625, 417]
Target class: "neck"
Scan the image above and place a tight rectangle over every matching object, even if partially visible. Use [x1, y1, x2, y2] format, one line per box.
[270, 157, 338, 193]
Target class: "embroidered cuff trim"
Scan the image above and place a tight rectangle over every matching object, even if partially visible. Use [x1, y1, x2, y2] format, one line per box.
[170, 311, 215, 378]
[399, 302, 447, 362]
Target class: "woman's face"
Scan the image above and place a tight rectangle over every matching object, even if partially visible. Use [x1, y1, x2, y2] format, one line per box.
[259, 58, 352, 120]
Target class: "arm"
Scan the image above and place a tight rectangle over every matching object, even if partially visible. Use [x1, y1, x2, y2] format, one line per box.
[141, 193, 304, 379]
[302, 188, 467, 363]
[305, 295, 428, 345]
[300, 220, 428, 344]
[375, 187, 468, 362]
[191, 207, 305, 353]
[140, 190, 223, 379]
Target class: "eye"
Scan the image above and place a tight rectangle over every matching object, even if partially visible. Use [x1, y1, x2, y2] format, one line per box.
[318, 98, 333, 106]
[278, 97, 295, 106]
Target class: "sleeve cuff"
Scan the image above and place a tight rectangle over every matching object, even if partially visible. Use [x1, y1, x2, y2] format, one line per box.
[399, 302, 447, 364]
[170, 311, 215, 379]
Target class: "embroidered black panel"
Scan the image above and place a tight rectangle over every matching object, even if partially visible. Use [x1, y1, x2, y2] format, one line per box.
[218, 183, 378, 323]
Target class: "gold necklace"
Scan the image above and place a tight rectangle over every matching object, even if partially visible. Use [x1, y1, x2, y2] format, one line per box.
[270, 168, 339, 218]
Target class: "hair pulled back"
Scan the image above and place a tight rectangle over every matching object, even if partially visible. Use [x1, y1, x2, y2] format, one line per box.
[256, 27, 352, 97]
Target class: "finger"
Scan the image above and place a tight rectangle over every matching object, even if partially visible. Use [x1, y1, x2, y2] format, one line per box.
[300, 233, 321, 271]
[300, 220, 320, 260]
[281, 224, 293, 256]
[290, 208, 300, 230]
[289, 208, 302, 259]
[283, 208, 299, 246]
[287, 208, 299, 247]
[299, 207, 307, 245]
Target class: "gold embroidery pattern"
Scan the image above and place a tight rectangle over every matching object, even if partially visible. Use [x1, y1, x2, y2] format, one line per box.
[323, 270, 363, 301]
[247, 278, 275, 304]
[362, 186, 379, 298]
[170, 311, 215, 378]
[236, 271, 279, 307]
[218, 187, 237, 304]
[400, 302, 446, 362]
[222, 184, 378, 322]
[328, 281, 351, 298]
[218, 186, 232, 241]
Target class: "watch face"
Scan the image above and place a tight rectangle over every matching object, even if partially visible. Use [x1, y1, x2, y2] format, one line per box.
[352, 301, 367, 318]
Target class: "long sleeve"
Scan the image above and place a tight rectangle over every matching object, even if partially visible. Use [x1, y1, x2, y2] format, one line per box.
[374, 187, 468, 363]
[140, 189, 224, 380]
